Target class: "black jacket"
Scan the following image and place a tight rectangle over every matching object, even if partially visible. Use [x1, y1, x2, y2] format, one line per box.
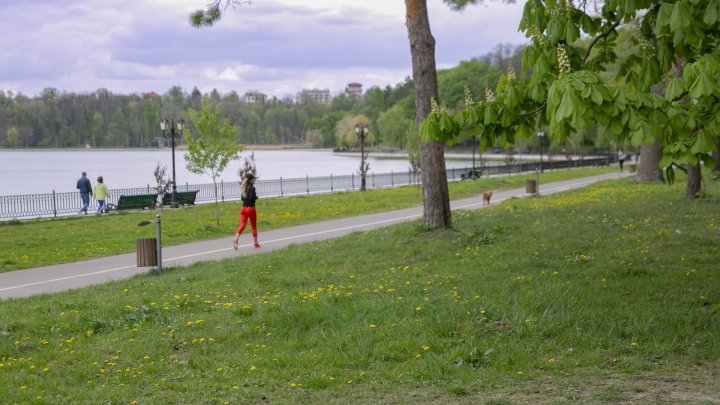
[77, 177, 92, 194]
[242, 185, 258, 207]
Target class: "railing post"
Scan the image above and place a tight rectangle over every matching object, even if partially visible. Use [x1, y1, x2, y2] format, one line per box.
[391, 170, 394, 187]
[52, 190, 57, 218]
[330, 174, 334, 192]
[280, 177, 284, 196]
[372, 172, 375, 189]
[221, 179, 225, 202]
[306, 175, 310, 195]
[352, 174, 355, 190]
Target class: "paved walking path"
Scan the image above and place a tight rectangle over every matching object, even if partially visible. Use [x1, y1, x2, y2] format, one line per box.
[0, 172, 630, 300]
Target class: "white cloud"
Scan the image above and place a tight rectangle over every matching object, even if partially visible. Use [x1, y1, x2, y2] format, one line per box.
[0, 0, 529, 97]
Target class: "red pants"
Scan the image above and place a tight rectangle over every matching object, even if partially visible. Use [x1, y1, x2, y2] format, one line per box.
[236, 206, 258, 237]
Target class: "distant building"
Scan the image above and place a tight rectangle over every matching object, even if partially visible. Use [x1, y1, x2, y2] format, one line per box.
[244, 91, 267, 104]
[146, 91, 161, 98]
[345, 82, 363, 98]
[297, 88, 331, 104]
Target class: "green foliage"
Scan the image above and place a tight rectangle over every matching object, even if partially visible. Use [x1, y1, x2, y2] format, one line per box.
[376, 103, 415, 148]
[422, 0, 720, 186]
[185, 97, 243, 224]
[185, 98, 243, 180]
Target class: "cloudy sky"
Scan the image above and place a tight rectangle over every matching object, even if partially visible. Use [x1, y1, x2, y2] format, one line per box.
[0, 0, 528, 99]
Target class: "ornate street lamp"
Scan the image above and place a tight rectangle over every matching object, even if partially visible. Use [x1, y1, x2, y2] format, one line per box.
[160, 117, 185, 208]
[355, 123, 370, 191]
[536, 131, 545, 173]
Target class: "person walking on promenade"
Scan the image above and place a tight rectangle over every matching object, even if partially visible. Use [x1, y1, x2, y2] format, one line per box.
[76, 171, 92, 215]
[93, 176, 109, 214]
[233, 173, 260, 250]
[617, 149, 626, 172]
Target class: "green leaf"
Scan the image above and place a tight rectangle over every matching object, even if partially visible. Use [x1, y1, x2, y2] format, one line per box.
[515, 124, 531, 139]
[534, 56, 550, 78]
[419, 119, 437, 143]
[690, 130, 714, 154]
[464, 107, 479, 126]
[630, 125, 645, 146]
[565, 22, 580, 43]
[641, 59, 661, 90]
[664, 78, 685, 101]
[547, 81, 563, 112]
[547, 18, 563, 43]
[484, 105, 497, 126]
[655, 2, 673, 31]
[580, 14, 598, 35]
[591, 87, 604, 105]
[659, 155, 674, 169]
[670, 1, 691, 31]
[702, 154, 716, 168]
[704, 1, 718, 25]
[665, 166, 675, 184]
[623, 0, 639, 15]
[556, 91, 574, 120]
[689, 71, 716, 98]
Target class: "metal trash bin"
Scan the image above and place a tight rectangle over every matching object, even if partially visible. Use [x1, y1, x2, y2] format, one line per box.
[136, 238, 158, 267]
[525, 179, 536, 194]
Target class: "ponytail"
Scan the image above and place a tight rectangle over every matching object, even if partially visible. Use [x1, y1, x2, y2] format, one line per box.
[241, 178, 249, 198]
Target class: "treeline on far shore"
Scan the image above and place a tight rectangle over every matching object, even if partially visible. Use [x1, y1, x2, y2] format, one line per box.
[2, 43, 615, 155]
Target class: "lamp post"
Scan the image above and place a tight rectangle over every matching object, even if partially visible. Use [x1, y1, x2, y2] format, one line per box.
[355, 123, 369, 191]
[160, 118, 185, 208]
[536, 131, 545, 173]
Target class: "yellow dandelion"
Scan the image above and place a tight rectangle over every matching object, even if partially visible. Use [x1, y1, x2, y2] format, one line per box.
[369, 324, 376, 329]
[415, 306, 422, 312]
[548, 358, 555, 363]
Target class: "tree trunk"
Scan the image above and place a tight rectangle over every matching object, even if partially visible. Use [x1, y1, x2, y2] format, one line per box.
[636, 140, 664, 182]
[714, 142, 720, 173]
[406, 0, 451, 229]
[686, 163, 702, 198]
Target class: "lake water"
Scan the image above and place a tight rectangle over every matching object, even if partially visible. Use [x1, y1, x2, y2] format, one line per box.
[0, 149, 475, 196]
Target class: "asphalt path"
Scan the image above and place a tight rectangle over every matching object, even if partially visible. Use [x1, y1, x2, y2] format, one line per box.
[0, 172, 629, 300]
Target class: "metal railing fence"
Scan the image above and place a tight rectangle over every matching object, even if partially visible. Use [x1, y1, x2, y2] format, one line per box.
[0, 157, 609, 220]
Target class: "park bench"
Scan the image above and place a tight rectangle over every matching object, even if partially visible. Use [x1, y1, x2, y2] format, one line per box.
[161, 190, 199, 207]
[460, 169, 482, 180]
[111, 194, 159, 211]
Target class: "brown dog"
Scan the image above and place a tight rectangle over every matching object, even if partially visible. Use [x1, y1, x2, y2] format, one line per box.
[482, 191, 493, 205]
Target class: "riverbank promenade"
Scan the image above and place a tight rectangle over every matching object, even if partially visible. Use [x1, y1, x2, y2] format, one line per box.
[0, 172, 631, 300]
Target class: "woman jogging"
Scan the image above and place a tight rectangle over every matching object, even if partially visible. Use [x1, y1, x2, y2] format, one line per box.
[233, 173, 260, 250]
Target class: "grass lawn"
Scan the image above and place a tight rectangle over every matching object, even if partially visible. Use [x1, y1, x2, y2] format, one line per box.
[0, 167, 614, 273]
[0, 173, 718, 403]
